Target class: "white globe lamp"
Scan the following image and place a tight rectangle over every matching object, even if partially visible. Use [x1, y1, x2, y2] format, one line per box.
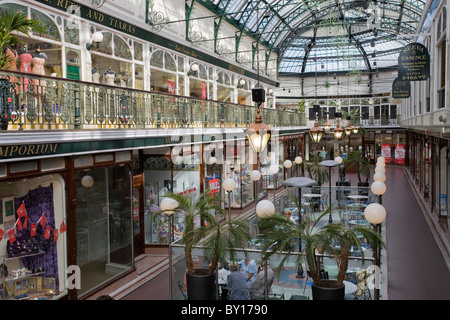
[295, 156, 302, 165]
[256, 200, 275, 218]
[284, 160, 293, 169]
[364, 203, 386, 225]
[222, 178, 236, 192]
[250, 170, 262, 181]
[373, 172, 386, 182]
[81, 175, 94, 188]
[334, 156, 343, 164]
[375, 166, 386, 174]
[160, 197, 178, 216]
[269, 164, 279, 175]
[371, 181, 387, 196]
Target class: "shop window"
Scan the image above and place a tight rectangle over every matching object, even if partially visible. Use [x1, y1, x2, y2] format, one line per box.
[150, 50, 164, 69]
[0, 175, 68, 299]
[114, 35, 132, 60]
[134, 42, 143, 62]
[66, 49, 80, 80]
[178, 56, 185, 73]
[64, 19, 80, 45]
[164, 53, 176, 72]
[75, 165, 133, 297]
[178, 76, 185, 96]
[30, 9, 61, 41]
[135, 66, 144, 90]
[199, 64, 208, 80]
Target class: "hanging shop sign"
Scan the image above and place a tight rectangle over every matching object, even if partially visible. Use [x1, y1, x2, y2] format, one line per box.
[398, 43, 430, 81]
[392, 77, 410, 99]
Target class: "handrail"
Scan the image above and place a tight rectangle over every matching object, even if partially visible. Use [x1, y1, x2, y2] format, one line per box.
[0, 69, 306, 131]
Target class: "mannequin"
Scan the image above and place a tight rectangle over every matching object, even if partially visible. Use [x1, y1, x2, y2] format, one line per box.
[104, 67, 115, 86]
[18, 45, 32, 91]
[3, 44, 18, 89]
[92, 66, 100, 83]
[31, 46, 47, 91]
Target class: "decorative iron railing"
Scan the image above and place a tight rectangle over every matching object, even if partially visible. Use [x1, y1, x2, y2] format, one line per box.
[0, 70, 307, 131]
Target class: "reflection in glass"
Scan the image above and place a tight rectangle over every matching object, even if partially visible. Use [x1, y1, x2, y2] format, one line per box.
[75, 165, 133, 297]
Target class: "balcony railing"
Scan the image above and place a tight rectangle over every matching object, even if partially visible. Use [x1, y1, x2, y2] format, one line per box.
[0, 70, 306, 131]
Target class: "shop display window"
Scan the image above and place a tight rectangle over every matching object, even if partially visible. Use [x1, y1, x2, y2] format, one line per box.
[75, 165, 133, 297]
[0, 175, 67, 300]
[143, 155, 200, 245]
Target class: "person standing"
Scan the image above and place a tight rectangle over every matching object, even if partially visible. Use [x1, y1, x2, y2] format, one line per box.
[241, 258, 257, 285]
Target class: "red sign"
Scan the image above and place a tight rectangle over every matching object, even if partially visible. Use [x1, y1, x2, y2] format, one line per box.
[201, 82, 206, 99]
[209, 179, 219, 193]
[394, 144, 405, 164]
[381, 143, 391, 163]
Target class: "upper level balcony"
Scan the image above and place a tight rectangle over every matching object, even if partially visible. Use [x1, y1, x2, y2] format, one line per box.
[0, 70, 306, 132]
[0, 70, 402, 134]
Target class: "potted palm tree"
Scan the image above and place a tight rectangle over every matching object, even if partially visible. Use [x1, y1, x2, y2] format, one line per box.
[258, 201, 384, 300]
[159, 190, 251, 300]
[345, 150, 371, 194]
[0, 10, 45, 130]
[0, 11, 45, 68]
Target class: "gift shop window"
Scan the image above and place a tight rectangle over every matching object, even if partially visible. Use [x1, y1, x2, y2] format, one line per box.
[75, 165, 133, 297]
[0, 174, 67, 300]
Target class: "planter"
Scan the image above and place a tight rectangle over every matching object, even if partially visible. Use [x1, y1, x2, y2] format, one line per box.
[186, 269, 216, 300]
[311, 280, 345, 300]
[357, 182, 369, 196]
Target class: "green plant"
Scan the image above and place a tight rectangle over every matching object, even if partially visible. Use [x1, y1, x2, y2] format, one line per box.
[298, 99, 306, 113]
[307, 154, 329, 186]
[159, 190, 251, 275]
[0, 10, 45, 68]
[258, 202, 385, 288]
[345, 150, 371, 184]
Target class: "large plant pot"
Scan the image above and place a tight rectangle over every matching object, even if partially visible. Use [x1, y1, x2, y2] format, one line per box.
[186, 269, 216, 300]
[311, 280, 345, 300]
[358, 182, 369, 196]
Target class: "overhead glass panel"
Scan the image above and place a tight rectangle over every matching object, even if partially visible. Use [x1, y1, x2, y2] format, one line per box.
[198, 0, 426, 75]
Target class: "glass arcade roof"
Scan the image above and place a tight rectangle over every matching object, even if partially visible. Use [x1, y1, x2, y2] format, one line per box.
[195, 0, 426, 76]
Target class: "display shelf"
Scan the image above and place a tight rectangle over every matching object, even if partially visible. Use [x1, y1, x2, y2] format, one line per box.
[1, 250, 46, 300]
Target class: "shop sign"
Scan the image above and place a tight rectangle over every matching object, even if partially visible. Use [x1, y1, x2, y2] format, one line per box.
[209, 178, 219, 193]
[67, 65, 80, 80]
[398, 43, 430, 81]
[394, 144, 405, 164]
[381, 143, 391, 163]
[0, 144, 58, 159]
[392, 77, 410, 99]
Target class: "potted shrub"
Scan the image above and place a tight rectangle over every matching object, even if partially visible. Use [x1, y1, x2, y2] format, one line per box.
[159, 190, 251, 300]
[258, 202, 384, 300]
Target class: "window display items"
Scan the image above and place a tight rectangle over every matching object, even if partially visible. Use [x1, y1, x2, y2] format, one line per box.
[18, 45, 32, 91]
[3, 44, 18, 84]
[104, 67, 115, 86]
[31, 46, 47, 88]
[92, 66, 100, 83]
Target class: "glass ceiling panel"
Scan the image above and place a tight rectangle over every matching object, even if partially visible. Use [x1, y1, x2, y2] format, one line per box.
[198, 0, 426, 75]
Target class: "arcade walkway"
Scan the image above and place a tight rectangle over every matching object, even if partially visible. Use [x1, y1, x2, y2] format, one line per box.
[119, 165, 450, 300]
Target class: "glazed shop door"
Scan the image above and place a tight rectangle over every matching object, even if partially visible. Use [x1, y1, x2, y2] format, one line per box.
[132, 175, 145, 257]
